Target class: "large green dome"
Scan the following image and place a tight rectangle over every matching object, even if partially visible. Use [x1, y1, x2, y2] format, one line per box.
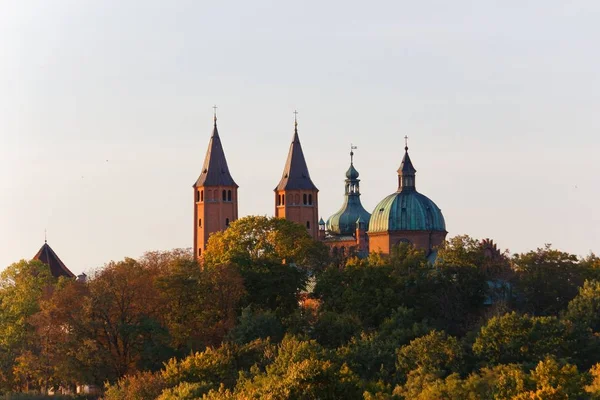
[369, 190, 446, 233]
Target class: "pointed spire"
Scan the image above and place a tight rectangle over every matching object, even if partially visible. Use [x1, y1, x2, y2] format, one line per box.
[194, 110, 238, 187]
[275, 112, 318, 191]
[33, 241, 75, 278]
[346, 144, 360, 181]
[398, 136, 416, 191]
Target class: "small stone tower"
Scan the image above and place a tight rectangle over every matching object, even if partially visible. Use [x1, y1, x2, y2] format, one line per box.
[193, 112, 238, 258]
[274, 115, 319, 238]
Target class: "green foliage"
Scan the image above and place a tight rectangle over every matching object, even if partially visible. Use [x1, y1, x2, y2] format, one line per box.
[396, 330, 464, 379]
[204, 216, 328, 317]
[513, 245, 583, 316]
[473, 312, 572, 367]
[312, 311, 362, 348]
[227, 307, 284, 344]
[3, 235, 600, 398]
[222, 335, 363, 399]
[565, 280, 600, 332]
[204, 216, 329, 271]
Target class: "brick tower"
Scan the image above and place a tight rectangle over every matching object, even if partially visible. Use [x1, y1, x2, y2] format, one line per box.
[193, 111, 238, 258]
[274, 114, 319, 238]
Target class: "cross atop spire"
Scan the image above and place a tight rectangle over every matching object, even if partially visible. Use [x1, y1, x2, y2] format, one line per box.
[404, 135, 409, 151]
[213, 105, 218, 125]
[293, 110, 298, 128]
[44, 229, 47, 244]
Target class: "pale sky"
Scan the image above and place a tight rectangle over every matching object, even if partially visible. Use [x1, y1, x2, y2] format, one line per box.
[1, 1, 598, 274]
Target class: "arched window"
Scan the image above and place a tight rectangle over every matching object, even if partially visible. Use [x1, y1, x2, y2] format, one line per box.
[196, 190, 200, 202]
[222, 190, 227, 201]
[282, 194, 285, 205]
[277, 194, 281, 206]
[198, 248, 202, 256]
[308, 194, 313, 205]
[303, 194, 307, 205]
[295, 194, 299, 204]
[225, 218, 230, 227]
[199, 219, 202, 227]
[200, 190, 204, 202]
[227, 190, 232, 201]
[306, 221, 310, 229]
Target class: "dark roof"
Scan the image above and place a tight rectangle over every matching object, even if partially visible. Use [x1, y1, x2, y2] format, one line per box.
[397, 147, 416, 175]
[194, 121, 238, 188]
[275, 125, 318, 191]
[33, 242, 75, 278]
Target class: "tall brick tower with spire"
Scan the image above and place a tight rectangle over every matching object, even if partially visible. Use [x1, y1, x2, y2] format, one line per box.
[274, 112, 319, 238]
[193, 109, 238, 258]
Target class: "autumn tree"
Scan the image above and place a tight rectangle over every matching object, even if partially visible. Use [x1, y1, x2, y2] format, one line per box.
[0, 260, 57, 391]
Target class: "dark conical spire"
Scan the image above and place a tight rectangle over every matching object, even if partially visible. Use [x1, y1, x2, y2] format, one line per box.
[194, 114, 238, 188]
[397, 136, 416, 191]
[275, 115, 318, 191]
[33, 242, 75, 278]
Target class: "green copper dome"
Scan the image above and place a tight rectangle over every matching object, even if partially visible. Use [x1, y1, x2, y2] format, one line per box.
[327, 196, 371, 235]
[368, 191, 446, 233]
[369, 144, 446, 233]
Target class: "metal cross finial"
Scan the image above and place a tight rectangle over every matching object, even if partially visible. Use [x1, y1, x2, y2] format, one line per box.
[213, 105, 218, 123]
[404, 135, 409, 150]
[44, 229, 47, 244]
[293, 110, 298, 127]
[350, 143, 357, 164]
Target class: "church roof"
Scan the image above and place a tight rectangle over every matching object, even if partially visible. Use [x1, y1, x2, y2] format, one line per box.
[275, 123, 318, 191]
[33, 242, 75, 278]
[194, 119, 238, 188]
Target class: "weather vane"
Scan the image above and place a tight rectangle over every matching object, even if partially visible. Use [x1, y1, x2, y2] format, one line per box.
[350, 143, 357, 164]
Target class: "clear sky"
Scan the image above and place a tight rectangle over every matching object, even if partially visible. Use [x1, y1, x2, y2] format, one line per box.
[1, 1, 598, 274]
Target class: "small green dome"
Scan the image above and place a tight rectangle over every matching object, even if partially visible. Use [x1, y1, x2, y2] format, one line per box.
[368, 190, 446, 233]
[327, 196, 371, 235]
[346, 164, 359, 180]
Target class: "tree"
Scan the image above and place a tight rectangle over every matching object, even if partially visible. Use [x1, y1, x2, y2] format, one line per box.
[565, 280, 600, 333]
[396, 330, 464, 380]
[472, 312, 571, 367]
[0, 260, 57, 391]
[204, 216, 328, 317]
[203, 216, 329, 272]
[222, 335, 362, 399]
[513, 245, 583, 316]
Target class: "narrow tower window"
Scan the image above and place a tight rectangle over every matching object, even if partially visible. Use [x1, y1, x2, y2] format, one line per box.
[306, 221, 310, 229]
[282, 194, 285, 205]
[198, 248, 202, 256]
[227, 190, 232, 201]
[308, 194, 313, 205]
[222, 190, 227, 201]
[199, 219, 202, 227]
[303, 194, 307, 205]
[200, 190, 204, 202]
[196, 190, 200, 202]
[277, 194, 281, 206]
[225, 218, 230, 227]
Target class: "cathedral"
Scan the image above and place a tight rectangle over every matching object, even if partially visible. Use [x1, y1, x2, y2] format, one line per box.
[193, 112, 447, 259]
